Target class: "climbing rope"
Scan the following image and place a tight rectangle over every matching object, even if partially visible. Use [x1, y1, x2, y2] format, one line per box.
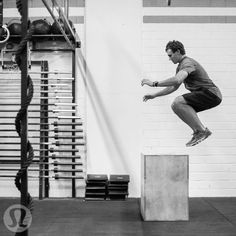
[14, 0, 35, 234]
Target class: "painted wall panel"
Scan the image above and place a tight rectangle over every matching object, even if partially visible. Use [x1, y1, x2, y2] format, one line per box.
[143, 0, 236, 7]
[85, 0, 142, 197]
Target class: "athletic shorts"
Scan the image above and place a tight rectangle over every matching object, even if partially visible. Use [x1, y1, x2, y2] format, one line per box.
[182, 88, 222, 113]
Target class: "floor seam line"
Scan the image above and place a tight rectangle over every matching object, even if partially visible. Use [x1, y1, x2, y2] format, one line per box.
[203, 198, 236, 227]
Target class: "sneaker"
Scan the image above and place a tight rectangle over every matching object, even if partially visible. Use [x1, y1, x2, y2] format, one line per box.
[189, 128, 212, 147]
[186, 131, 199, 147]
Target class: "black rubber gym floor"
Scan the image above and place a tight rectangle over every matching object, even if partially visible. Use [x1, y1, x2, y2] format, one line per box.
[1, 197, 236, 236]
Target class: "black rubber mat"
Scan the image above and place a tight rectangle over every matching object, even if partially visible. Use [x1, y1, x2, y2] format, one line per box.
[1, 198, 236, 236]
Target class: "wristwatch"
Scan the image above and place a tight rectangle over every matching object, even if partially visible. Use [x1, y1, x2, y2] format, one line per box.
[153, 81, 159, 87]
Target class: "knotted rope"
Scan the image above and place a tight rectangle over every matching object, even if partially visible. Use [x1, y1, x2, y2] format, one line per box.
[14, 0, 35, 234]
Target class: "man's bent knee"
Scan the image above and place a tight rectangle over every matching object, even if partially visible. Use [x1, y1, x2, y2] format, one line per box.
[171, 96, 187, 112]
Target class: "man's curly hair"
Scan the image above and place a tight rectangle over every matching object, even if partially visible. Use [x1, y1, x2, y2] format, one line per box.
[165, 40, 186, 55]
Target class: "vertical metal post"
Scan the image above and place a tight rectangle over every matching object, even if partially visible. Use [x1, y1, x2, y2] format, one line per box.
[39, 61, 49, 199]
[72, 50, 76, 197]
[21, 1, 29, 235]
[64, 0, 69, 18]
[0, 0, 3, 26]
[43, 61, 49, 198]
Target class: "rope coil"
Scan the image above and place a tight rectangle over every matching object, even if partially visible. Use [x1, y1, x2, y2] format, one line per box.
[14, 0, 35, 234]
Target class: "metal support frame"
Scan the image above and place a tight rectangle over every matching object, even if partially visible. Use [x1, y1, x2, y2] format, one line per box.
[0, 0, 82, 201]
[41, 0, 74, 49]
[51, 0, 75, 38]
[21, 1, 29, 235]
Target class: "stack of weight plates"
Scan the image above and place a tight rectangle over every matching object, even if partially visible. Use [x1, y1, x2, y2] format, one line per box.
[85, 174, 108, 200]
[108, 175, 129, 200]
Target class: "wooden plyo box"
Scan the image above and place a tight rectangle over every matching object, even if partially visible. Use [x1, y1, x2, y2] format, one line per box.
[141, 154, 189, 221]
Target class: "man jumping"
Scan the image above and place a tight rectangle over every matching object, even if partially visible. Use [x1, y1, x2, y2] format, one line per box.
[142, 40, 222, 147]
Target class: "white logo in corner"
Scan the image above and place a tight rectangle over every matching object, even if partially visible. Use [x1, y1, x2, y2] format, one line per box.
[3, 204, 32, 233]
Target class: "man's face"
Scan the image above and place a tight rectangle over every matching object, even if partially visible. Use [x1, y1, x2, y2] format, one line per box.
[166, 49, 181, 64]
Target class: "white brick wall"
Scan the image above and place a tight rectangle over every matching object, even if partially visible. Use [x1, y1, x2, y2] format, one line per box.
[1, 3, 236, 198]
[142, 10, 236, 196]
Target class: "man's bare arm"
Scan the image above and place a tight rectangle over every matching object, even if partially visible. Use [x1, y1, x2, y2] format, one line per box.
[143, 85, 180, 102]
